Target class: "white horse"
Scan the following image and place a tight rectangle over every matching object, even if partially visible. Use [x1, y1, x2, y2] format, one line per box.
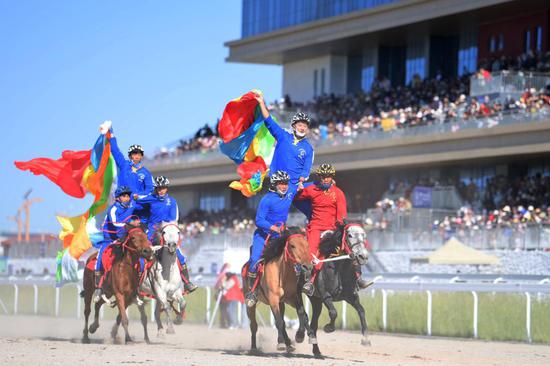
[140, 222, 186, 337]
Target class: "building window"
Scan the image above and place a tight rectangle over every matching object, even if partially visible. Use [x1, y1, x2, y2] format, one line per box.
[524, 29, 531, 52]
[489, 36, 496, 53]
[313, 69, 318, 97]
[361, 66, 375, 92]
[199, 195, 225, 211]
[498, 33, 504, 51]
[536, 26, 543, 51]
[405, 57, 425, 85]
[458, 46, 478, 76]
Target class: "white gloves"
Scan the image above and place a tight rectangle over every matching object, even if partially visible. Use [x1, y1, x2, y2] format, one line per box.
[99, 120, 112, 135]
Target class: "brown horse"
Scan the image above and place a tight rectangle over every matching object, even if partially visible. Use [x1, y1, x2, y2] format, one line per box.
[243, 227, 321, 357]
[82, 225, 153, 344]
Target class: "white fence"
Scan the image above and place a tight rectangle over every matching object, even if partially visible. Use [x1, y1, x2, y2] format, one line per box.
[1, 277, 549, 342]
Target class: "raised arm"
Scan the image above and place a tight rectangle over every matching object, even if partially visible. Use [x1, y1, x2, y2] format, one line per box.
[253, 92, 285, 141]
[301, 145, 314, 181]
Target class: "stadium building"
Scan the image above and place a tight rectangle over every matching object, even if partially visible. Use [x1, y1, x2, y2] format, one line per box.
[149, 0, 550, 217]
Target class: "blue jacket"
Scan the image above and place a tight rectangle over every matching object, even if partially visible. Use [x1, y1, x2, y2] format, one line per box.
[264, 115, 314, 185]
[102, 201, 137, 241]
[136, 193, 179, 236]
[110, 137, 154, 198]
[255, 190, 293, 236]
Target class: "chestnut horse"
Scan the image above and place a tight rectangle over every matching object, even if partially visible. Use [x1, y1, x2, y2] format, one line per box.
[243, 227, 321, 357]
[82, 225, 153, 344]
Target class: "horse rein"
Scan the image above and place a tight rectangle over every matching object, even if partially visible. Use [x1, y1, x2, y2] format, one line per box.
[283, 233, 309, 264]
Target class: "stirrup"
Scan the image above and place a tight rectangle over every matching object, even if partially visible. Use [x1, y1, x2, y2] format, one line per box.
[302, 282, 315, 296]
[245, 292, 257, 308]
[184, 282, 198, 293]
[92, 289, 102, 304]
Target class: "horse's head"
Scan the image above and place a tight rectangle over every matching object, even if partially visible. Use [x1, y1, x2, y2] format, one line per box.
[124, 224, 153, 260]
[342, 223, 369, 265]
[284, 227, 313, 270]
[159, 222, 181, 254]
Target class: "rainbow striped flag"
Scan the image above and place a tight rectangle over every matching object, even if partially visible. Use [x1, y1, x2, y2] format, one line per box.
[16, 132, 115, 285]
[218, 90, 275, 197]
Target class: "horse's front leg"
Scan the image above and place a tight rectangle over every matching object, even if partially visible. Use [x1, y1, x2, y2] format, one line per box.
[137, 303, 151, 344]
[114, 294, 132, 343]
[246, 304, 259, 353]
[268, 295, 288, 352]
[310, 297, 324, 358]
[294, 294, 317, 348]
[347, 292, 371, 346]
[173, 289, 186, 325]
[279, 302, 294, 351]
[322, 294, 338, 333]
[155, 289, 169, 338]
[89, 298, 104, 334]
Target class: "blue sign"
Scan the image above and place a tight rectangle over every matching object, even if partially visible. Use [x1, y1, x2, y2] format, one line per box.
[412, 186, 432, 208]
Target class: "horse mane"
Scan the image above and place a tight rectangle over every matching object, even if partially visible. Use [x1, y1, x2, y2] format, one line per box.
[261, 226, 303, 264]
[319, 225, 344, 257]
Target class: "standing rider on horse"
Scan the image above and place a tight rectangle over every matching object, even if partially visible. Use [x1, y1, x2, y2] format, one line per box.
[245, 170, 294, 307]
[295, 164, 371, 295]
[253, 92, 314, 203]
[136, 175, 198, 293]
[93, 186, 140, 303]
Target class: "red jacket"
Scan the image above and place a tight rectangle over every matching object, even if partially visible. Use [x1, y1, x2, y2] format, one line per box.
[295, 183, 347, 230]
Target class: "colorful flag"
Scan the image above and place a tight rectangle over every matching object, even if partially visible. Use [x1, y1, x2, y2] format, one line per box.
[16, 132, 115, 285]
[218, 90, 275, 197]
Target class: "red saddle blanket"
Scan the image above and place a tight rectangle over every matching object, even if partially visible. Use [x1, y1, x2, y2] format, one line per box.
[86, 246, 115, 272]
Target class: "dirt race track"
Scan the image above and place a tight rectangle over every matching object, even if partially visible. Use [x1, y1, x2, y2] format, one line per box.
[0, 315, 549, 366]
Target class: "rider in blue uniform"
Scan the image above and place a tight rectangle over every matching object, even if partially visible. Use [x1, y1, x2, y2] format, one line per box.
[93, 186, 140, 302]
[244, 170, 293, 307]
[253, 92, 314, 217]
[100, 121, 154, 224]
[137, 176, 197, 293]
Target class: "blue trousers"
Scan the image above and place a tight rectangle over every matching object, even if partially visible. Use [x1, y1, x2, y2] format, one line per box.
[95, 240, 111, 271]
[176, 247, 186, 266]
[248, 230, 280, 273]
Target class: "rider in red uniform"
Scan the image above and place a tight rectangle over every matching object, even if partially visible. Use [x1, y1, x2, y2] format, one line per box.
[295, 163, 370, 295]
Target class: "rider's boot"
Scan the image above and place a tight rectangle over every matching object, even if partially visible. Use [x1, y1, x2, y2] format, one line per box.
[301, 267, 315, 296]
[93, 270, 103, 303]
[180, 264, 198, 293]
[245, 272, 258, 308]
[354, 264, 373, 289]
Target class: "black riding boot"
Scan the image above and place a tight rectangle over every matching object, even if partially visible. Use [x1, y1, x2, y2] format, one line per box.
[354, 264, 372, 289]
[180, 264, 198, 293]
[93, 270, 103, 303]
[301, 267, 315, 296]
[245, 272, 258, 308]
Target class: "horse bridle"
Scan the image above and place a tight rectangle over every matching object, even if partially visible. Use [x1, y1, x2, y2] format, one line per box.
[157, 222, 181, 253]
[339, 223, 367, 262]
[119, 227, 150, 254]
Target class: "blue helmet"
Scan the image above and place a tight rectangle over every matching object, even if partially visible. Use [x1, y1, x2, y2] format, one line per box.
[115, 186, 132, 197]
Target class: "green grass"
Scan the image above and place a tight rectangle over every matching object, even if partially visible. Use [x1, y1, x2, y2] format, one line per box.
[1, 285, 549, 343]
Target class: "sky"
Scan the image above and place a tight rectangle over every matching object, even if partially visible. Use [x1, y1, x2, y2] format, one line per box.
[0, 1, 281, 234]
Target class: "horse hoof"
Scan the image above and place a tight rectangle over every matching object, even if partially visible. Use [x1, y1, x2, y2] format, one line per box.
[314, 352, 324, 360]
[157, 329, 165, 338]
[286, 344, 295, 353]
[166, 327, 175, 335]
[323, 324, 335, 333]
[125, 337, 134, 344]
[82, 337, 90, 344]
[248, 348, 261, 356]
[361, 337, 372, 346]
[308, 336, 318, 345]
[145, 337, 151, 345]
[174, 315, 183, 325]
[276, 343, 286, 351]
[295, 330, 305, 343]
[89, 323, 99, 334]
